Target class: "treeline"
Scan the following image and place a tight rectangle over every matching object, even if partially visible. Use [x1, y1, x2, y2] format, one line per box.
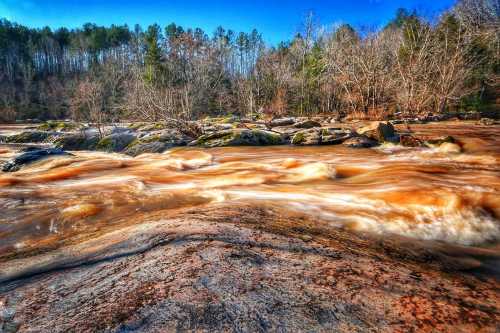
[0, 0, 498, 123]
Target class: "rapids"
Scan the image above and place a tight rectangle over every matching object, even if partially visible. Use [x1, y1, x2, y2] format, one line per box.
[0, 122, 499, 264]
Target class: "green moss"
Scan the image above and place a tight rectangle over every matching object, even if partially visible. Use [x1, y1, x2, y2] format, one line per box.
[96, 136, 113, 150]
[292, 132, 305, 145]
[128, 122, 147, 130]
[37, 121, 78, 132]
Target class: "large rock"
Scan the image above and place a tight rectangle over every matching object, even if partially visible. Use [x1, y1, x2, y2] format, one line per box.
[191, 129, 283, 148]
[270, 117, 296, 127]
[294, 119, 322, 129]
[124, 130, 191, 156]
[320, 128, 354, 145]
[37, 121, 79, 132]
[291, 129, 321, 145]
[400, 134, 424, 147]
[2, 148, 72, 172]
[96, 133, 137, 152]
[53, 134, 99, 151]
[5, 131, 53, 144]
[343, 136, 378, 148]
[356, 121, 396, 142]
[292, 128, 353, 145]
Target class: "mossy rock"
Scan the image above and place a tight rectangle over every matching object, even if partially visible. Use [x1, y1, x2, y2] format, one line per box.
[96, 133, 136, 152]
[5, 131, 52, 143]
[124, 130, 190, 156]
[37, 121, 79, 132]
[54, 134, 99, 151]
[291, 129, 321, 145]
[192, 129, 283, 148]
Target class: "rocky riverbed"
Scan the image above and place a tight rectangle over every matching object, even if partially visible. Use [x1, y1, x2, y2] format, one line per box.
[0, 118, 499, 332]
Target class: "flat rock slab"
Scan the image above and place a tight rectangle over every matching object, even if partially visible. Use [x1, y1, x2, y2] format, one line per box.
[0, 204, 498, 332]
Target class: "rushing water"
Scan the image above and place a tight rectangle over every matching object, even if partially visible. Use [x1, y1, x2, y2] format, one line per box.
[0, 122, 499, 264]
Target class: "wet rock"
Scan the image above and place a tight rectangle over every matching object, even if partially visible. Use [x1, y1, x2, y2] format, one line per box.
[294, 119, 322, 129]
[320, 128, 354, 145]
[96, 133, 137, 152]
[356, 121, 396, 142]
[53, 133, 99, 151]
[2, 148, 72, 172]
[343, 136, 378, 148]
[459, 112, 481, 120]
[292, 129, 321, 145]
[270, 117, 296, 127]
[400, 134, 424, 147]
[477, 118, 496, 126]
[5, 131, 53, 144]
[292, 128, 354, 146]
[124, 130, 191, 156]
[191, 129, 283, 148]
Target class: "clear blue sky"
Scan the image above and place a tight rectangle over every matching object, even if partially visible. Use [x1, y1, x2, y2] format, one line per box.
[0, 0, 456, 44]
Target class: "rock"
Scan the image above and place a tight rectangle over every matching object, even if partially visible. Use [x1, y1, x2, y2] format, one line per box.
[400, 135, 424, 147]
[124, 142, 170, 157]
[292, 128, 354, 146]
[202, 123, 234, 133]
[460, 112, 481, 120]
[356, 121, 396, 142]
[53, 134, 99, 151]
[343, 136, 378, 148]
[294, 120, 321, 129]
[5, 131, 53, 144]
[191, 129, 283, 148]
[320, 128, 354, 145]
[477, 118, 495, 126]
[124, 130, 191, 156]
[292, 129, 321, 145]
[96, 133, 137, 152]
[270, 117, 295, 127]
[37, 121, 79, 132]
[2, 148, 72, 172]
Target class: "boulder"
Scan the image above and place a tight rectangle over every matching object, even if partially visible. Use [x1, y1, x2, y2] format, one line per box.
[294, 120, 321, 129]
[477, 118, 495, 126]
[292, 128, 354, 146]
[270, 117, 296, 127]
[96, 133, 137, 152]
[292, 129, 321, 145]
[320, 128, 354, 145]
[400, 134, 424, 147]
[343, 136, 378, 148]
[124, 130, 191, 156]
[5, 131, 53, 144]
[191, 129, 283, 148]
[53, 134, 99, 151]
[356, 121, 396, 142]
[37, 121, 79, 132]
[2, 148, 72, 172]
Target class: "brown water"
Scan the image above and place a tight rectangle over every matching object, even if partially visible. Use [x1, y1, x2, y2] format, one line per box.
[0, 122, 499, 263]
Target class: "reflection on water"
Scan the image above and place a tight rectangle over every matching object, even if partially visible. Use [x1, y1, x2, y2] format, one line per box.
[0, 122, 499, 261]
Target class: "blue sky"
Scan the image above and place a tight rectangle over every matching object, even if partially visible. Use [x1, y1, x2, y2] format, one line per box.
[0, 0, 456, 44]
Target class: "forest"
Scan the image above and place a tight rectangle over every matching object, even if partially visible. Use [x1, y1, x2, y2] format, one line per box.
[0, 0, 498, 124]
